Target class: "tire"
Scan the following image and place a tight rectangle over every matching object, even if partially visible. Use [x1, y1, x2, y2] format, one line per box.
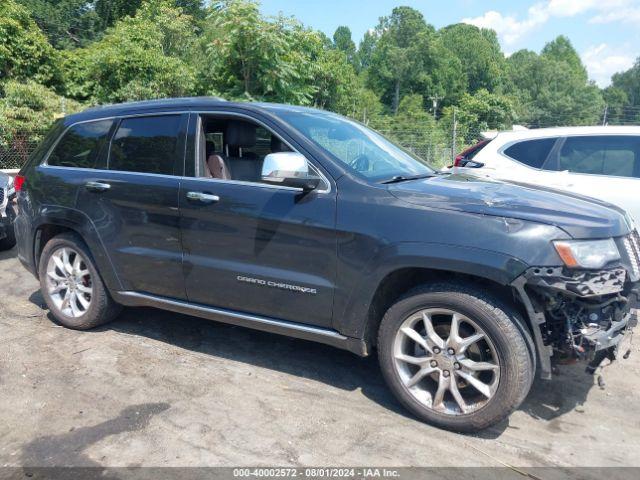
[378, 282, 534, 432]
[0, 225, 16, 251]
[38, 232, 121, 330]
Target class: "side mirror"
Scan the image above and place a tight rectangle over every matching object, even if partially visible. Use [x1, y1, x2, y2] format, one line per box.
[262, 152, 321, 192]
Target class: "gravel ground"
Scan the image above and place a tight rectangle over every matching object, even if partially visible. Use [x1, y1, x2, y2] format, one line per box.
[0, 246, 639, 476]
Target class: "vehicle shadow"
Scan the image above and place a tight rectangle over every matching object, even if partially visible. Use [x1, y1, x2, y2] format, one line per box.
[0, 245, 17, 261]
[26, 293, 599, 437]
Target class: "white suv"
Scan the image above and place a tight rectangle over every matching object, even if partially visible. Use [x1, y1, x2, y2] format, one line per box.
[451, 126, 640, 224]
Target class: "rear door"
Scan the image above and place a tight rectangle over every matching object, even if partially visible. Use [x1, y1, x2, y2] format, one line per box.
[75, 113, 189, 298]
[549, 135, 640, 223]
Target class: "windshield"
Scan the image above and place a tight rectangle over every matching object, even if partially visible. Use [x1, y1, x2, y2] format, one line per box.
[271, 109, 435, 181]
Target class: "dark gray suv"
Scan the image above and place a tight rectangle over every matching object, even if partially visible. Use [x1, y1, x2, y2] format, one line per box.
[14, 98, 640, 431]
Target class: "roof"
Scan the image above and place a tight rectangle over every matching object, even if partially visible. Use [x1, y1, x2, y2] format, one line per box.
[493, 125, 640, 141]
[63, 97, 329, 124]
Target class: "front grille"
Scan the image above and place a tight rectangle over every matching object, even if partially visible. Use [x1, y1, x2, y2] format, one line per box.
[623, 231, 640, 279]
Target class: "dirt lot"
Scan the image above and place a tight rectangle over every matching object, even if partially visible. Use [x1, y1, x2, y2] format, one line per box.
[1, 246, 640, 475]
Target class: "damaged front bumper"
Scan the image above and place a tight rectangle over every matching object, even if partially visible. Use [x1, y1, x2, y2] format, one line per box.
[512, 266, 639, 380]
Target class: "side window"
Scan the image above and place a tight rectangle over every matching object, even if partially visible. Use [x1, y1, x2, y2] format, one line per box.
[503, 138, 557, 169]
[109, 115, 181, 175]
[240, 126, 274, 158]
[558, 136, 639, 178]
[47, 120, 113, 168]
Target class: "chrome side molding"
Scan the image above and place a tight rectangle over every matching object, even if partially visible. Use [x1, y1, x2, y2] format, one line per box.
[113, 291, 367, 356]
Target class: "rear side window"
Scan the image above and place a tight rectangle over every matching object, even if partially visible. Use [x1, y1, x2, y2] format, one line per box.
[558, 136, 639, 178]
[47, 120, 113, 168]
[503, 138, 557, 169]
[109, 115, 181, 175]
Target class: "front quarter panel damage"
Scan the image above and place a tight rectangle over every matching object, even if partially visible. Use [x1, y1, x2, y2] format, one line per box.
[513, 264, 639, 380]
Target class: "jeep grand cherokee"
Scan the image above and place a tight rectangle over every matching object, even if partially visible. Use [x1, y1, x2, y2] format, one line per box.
[13, 98, 639, 432]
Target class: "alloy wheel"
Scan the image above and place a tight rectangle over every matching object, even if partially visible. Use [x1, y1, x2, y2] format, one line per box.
[393, 308, 500, 415]
[45, 247, 93, 318]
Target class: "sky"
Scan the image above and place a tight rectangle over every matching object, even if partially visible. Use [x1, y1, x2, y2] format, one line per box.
[259, 0, 640, 87]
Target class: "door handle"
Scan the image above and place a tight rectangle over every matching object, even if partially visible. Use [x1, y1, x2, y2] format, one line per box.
[85, 181, 111, 192]
[186, 191, 220, 204]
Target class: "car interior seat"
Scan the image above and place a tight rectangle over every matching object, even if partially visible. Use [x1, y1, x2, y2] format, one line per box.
[225, 121, 262, 182]
[199, 126, 231, 180]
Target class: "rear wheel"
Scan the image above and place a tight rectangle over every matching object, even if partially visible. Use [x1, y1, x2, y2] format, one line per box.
[378, 283, 533, 432]
[39, 233, 121, 330]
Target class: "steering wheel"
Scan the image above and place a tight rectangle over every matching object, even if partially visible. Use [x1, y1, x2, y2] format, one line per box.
[349, 154, 370, 172]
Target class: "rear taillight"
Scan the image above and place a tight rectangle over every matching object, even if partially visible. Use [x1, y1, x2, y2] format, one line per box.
[14, 175, 25, 192]
[453, 155, 464, 167]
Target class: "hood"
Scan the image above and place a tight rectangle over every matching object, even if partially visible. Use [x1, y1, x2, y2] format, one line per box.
[388, 173, 631, 239]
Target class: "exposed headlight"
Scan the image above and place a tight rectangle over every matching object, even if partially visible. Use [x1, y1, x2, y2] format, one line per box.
[554, 239, 620, 269]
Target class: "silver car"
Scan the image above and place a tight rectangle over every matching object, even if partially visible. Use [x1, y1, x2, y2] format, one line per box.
[0, 171, 16, 250]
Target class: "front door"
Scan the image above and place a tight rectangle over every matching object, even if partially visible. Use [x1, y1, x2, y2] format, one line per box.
[179, 114, 337, 328]
[76, 113, 188, 298]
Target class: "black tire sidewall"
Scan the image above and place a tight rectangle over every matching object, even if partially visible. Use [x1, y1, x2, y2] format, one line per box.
[378, 285, 533, 432]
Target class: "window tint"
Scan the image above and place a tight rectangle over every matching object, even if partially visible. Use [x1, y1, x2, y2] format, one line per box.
[503, 138, 557, 169]
[558, 136, 639, 178]
[239, 126, 273, 158]
[109, 115, 181, 175]
[48, 120, 113, 168]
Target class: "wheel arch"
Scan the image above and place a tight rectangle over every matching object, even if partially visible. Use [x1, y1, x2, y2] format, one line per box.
[31, 207, 122, 291]
[336, 242, 533, 352]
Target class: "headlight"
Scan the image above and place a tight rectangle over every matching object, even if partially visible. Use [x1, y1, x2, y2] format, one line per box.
[554, 239, 620, 269]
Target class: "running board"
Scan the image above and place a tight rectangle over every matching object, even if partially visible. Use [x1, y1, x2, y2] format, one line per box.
[113, 291, 368, 356]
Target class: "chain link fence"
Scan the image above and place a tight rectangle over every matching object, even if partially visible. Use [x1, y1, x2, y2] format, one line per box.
[0, 133, 40, 170]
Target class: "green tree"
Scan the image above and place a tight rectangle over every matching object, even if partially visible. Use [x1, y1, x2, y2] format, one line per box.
[442, 89, 515, 142]
[63, 0, 197, 103]
[366, 7, 464, 115]
[94, 0, 204, 29]
[372, 94, 448, 166]
[356, 30, 377, 72]
[95, 0, 143, 29]
[0, 0, 59, 85]
[333, 26, 356, 65]
[0, 80, 80, 162]
[367, 7, 435, 114]
[17, 0, 101, 48]
[541, 35, 584, 75]
[602, 86, 631, 125]
[612, 59, 640, 104]
[198, 0, 322, 104]
[438, 23, 505, 93]
[506, 37, 604, 126]
[311, 48, 358, 113]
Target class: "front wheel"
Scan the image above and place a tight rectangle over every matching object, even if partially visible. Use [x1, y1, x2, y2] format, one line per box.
[378, 283, 533, 432]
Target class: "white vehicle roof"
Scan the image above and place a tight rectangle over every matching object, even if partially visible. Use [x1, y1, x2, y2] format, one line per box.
[490, 125, 640, 143]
